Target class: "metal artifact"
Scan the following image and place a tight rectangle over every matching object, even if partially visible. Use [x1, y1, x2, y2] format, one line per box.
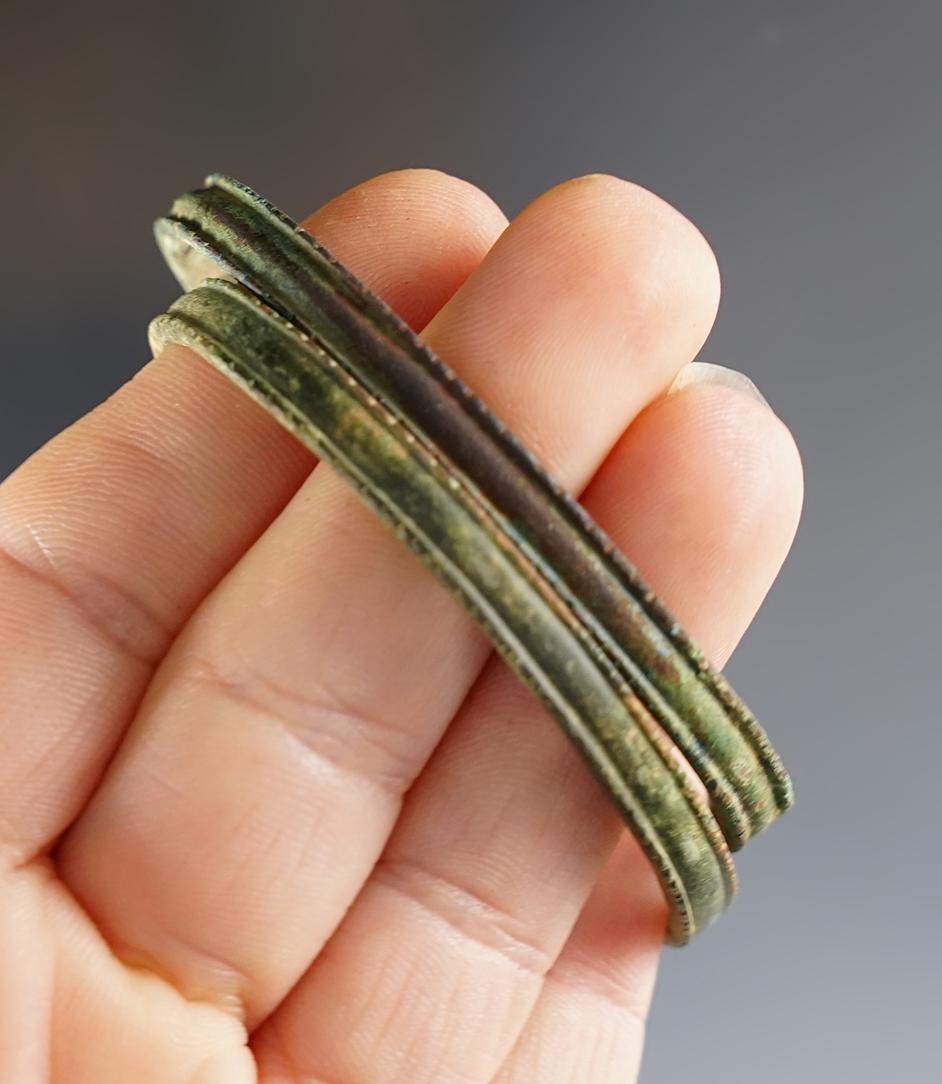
[149, 174, 793, 944]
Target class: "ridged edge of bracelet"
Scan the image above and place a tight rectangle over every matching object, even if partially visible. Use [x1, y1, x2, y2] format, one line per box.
[148, 277, 739, 944]
[153, 175, 793, 849]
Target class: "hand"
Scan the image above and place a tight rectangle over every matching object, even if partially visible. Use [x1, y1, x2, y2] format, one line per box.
[0, 170, 803, 1083]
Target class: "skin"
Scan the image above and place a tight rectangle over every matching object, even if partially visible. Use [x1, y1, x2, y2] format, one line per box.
[0, 169, 803, 1083]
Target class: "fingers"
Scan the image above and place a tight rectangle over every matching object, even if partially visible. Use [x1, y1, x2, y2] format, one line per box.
[422, 175, 721, 473]
[489, 835, 662, 1084]
[297, 168, 508, 330]
[490, 373, 803, 1084]
[585, 364, 804, 658]
[57, 175, 721, 1026]
[254, 373, 803, 1084]
[0, 168, 504, 865]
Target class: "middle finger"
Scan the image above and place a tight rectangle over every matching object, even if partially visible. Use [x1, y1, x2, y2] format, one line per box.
[58, 173, 720, 1025]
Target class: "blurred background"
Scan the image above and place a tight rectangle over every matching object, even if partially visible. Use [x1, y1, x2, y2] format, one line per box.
[3, 1, 939, 1079]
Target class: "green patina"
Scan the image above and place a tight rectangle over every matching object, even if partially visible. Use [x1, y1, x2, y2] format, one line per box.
[149, 175, 794, 944]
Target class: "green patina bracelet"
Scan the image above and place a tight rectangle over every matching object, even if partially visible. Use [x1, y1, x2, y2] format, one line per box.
[148, 174, 793, 944]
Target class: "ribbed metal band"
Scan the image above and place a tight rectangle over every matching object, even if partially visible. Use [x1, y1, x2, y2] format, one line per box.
[149, 175, 794, 943]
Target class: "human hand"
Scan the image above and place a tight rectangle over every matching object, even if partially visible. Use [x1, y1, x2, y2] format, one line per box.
[0, 169, 803, 1083]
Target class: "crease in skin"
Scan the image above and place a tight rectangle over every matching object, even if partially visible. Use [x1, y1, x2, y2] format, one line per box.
[5, 857, 250, 1081]
[0, 536, 167, 669]
[370, 853, 557, 979]
[68, 873, 253, 1032]
[178, 646, 424, 799]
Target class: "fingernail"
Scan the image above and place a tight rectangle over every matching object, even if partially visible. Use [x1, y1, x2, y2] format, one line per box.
[668, 361, 770, 408]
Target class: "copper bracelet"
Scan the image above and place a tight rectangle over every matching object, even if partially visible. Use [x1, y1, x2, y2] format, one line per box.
[148, 175, 793, 944]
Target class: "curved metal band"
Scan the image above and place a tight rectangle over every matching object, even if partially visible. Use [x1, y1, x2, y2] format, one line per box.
[149, 278, 736, 944]
[149, 174, 794, 942]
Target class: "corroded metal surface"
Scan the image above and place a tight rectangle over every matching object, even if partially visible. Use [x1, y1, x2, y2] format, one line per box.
[149, 175, 794, 944]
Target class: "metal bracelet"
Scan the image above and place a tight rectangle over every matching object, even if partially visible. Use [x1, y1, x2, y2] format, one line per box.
[149, 174, 793, 943]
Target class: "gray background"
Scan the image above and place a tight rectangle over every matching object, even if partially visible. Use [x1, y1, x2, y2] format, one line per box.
[3, 1, 939, 1079]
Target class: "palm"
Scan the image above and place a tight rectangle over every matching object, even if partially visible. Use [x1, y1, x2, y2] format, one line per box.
[0, 169, 802, 1083]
